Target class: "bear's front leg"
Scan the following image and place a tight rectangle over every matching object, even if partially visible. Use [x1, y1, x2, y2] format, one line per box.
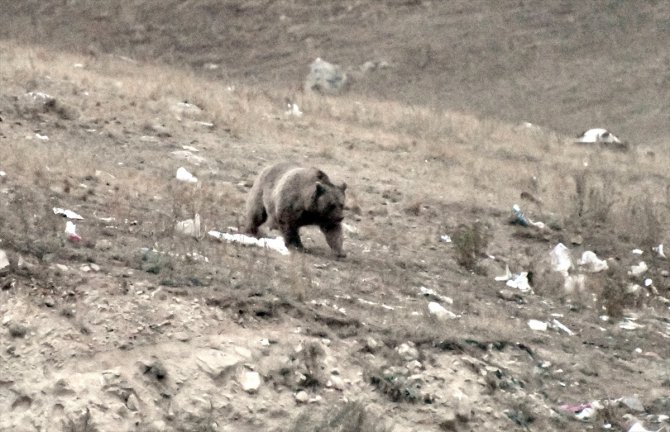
[281, 224, 305, 251]
[321, 224, 346, 258]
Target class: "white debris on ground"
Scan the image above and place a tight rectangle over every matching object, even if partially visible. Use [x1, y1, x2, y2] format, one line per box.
[53, 207, 84, 220]
[576, 128, 622, 144]
[176, 167, 198, 183]
[208, 230, 290, 255]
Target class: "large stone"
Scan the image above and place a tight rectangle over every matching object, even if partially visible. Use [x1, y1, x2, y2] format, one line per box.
[304, 58, 348, 94]
[238, 370, 262, 393]
[196, 349, 243, 379]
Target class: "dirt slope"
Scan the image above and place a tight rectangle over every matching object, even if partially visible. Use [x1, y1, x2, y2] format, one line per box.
[2, 0, 670, 145]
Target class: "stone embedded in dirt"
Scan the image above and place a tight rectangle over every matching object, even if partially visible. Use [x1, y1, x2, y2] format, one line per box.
[304, 58, 348, 94]
[327, 373, 345, 390]
[620, 396, 645, 412]
[570, 234, 584, 245]
[175, 214, 201, 237]
[428, 301, 458, 320]
[7, 322, 28, 338]
[55, 264, 69, 272]
[397, 342, 419, 362]
[126, 393, 140, 411]
[365, 336, 380, 352]
[295, 390, 309, 403]
[196, 349, 243, 379]
[171, 101, 204, 120]
[238, 370, 262, 393]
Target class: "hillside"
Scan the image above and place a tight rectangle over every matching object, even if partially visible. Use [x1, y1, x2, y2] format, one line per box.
[1, 3, 670, 432]
[1, 0, 670, 146]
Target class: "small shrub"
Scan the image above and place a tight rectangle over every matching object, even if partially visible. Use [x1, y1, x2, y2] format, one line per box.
[452, 222, 489, 271]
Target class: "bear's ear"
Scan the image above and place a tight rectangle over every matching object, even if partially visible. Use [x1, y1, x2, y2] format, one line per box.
[315, 182, 326, 197]
[340, 182, 347, 192]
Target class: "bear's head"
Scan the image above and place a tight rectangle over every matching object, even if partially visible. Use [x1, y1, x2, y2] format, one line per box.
[313, 181, 347, 226]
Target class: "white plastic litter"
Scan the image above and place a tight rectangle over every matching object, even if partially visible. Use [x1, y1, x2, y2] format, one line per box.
[53, 207, 84, 220]
[653, 244, 666, 259]
[176, 167, 198, 183]
[506, 272, 532, 292]
[35, 133, 49, 141]
[579, 251, 609, 273]
[632, 249, 644, 255]
[528, 319, 548, 331]
[428, 301, 458, 320]
[575, 406, 598, 421]
[628, 261, 648, 277]
[208, 230, 290, 255]
[285, 103, 303, 117]
[440, 234, 452, 243]
[550, 243, 573, 277]
[65, 221, 81, 242]
[495, 265, 513, 281]
[576, 128, 622, 144]
[175, 214, 201, 237]
[551, 319, 574, 336]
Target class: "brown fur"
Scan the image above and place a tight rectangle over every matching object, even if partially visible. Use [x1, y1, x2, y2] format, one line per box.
[244, 162, 347, 257]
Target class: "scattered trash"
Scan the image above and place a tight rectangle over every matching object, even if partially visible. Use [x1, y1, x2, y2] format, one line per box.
[559, 402, 593, 415]
[427, 301, 458, 320]
[208, 230, 289, 255]
[550, 243, 573, 277]
[628, 261, 648, 277]
[175, 214, 201, 237]
[440, 234, 452, 243]
[619, 318, 644, 330]
[528, 319, 548, 331]
[511, 204, 546, 228]
[576, 128, 622, 144]
[65, 221, 81, 243]
[53, 207, 84, 220]
[574, 406, 598, 421]
[35, 133, 49, 141]
[551, 319, 574, 336]
[632, 249, 644, 255]
[653, 244, 666, 259]
[285, 103, 303, 117]
[506, 272, 532, 292]
[578, 251, 609, 273]
[495, 265, 513, 281]
[176, 167, 198, 183]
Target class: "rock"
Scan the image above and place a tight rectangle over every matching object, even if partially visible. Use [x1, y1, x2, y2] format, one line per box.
[196, 349, 243, 379]
[365, 337, 380, 351]
[95, 239, 113, 251]
[7, 322, 28, 338]
[620, 396, 645, 412]
[570, 234, 584, 245]
[406, 360, 422, 373]
[0, 249, 9, 273]
[175, 214, 201, 237]
[43, 296, 56, 307]
[327, 374, 345, 390]
[304, 58, 348, 94]
[55, 264, 69, 272]
[428, 301, 458, 320]
[171, 101, 203, 120]
[239, 370, 262, 393]
[90, 263, 101, 272]
[126, 393, 140, 411]
[397, 343, 419, 362]
[295, 391, 309, 403]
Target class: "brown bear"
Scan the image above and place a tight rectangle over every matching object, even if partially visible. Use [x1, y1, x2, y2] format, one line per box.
[244, 162, 347, 257]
